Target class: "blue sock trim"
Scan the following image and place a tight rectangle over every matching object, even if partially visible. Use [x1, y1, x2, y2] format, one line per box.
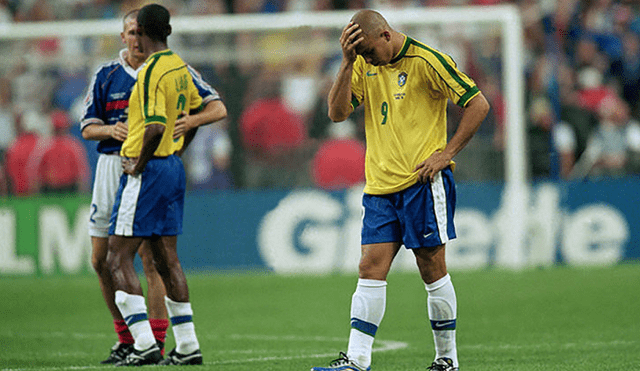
[125, 313, 148, 326]
[430, 319, 456, 330]
[171, 315, 193, 326]
[350, 318, 378, 337]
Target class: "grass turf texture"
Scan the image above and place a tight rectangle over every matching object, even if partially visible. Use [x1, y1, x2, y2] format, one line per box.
[1, 264, 639, 370]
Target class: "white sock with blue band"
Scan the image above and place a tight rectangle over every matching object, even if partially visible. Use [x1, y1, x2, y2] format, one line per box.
[426, 273, 458, 367]
[165, 296, 199, 355]
[114, 290, 156, 351]
[347, 278, 387, 368]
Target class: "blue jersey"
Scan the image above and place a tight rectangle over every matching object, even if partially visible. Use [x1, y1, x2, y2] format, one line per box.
[80, 49, 221, 155]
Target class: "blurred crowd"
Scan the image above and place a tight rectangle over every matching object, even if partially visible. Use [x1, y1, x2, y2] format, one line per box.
[1, 0, 640, 197]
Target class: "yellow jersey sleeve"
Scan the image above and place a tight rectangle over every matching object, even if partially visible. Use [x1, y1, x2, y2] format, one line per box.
[351, 56, 365, 109]
[419, 43, 480, 107]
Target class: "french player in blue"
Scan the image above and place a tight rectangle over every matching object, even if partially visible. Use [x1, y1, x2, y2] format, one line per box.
[80, 8, 226, 365]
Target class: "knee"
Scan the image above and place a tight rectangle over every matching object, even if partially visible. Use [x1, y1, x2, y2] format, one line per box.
[415, 253, 447, 284]
[138, 249, 156, 272]
[358, 258, 387, 280]
[91, 238, 109, 275]
[91, 253, 104, 275]
[145, 252, 169, 278]
[358, 259, 373, 276]
[91, 249, 110, 277]
[105, 249, 121, 276]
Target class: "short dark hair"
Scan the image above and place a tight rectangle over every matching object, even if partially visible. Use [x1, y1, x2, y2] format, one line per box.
[137, 3, 171, 42]
[123, 8, 139, 24]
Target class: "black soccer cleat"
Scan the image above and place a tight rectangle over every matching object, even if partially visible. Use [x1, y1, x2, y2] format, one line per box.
[427, 357, 459, 371]
[115, 344, 163, 367]
[101, 342, 133, 364]
[158, 348, 203, 365]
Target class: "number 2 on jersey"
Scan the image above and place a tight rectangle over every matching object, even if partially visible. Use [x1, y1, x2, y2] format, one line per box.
[174, 94, 187, 142]
[177, 93, 186, 114]
[381, 101, 388, 125]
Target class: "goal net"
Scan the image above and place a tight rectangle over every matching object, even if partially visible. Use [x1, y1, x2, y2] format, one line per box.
[0, 5, 528, 268]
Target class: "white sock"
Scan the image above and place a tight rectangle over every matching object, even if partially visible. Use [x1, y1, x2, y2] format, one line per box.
[425, 274, 458, 367]
[347, 278, 387, 369]
[114, 290, 156, 351]
[165, 296, 200, 354]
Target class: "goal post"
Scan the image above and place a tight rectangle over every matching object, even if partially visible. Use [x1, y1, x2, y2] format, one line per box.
[0, 5, 528, 268]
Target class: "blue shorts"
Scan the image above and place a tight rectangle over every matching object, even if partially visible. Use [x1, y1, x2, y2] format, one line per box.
[361, 167, 456, 248]
[109, 155, 185, 237]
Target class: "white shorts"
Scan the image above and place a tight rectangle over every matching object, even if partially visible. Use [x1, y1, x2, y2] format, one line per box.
[88, 153, 123, 237]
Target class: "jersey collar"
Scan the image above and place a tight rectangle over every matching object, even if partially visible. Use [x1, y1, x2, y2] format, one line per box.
[389, 34, 412, 65]
[119, 49, 142, 78]
[148, 49, 174, 60]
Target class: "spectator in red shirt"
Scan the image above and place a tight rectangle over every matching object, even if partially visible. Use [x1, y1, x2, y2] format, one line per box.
[312, 120, 365, 190]
[4, 113, 44, 196]
[239, 75, 311, 188]
[27, 109, 90, 194]
[576, 66, 616, 113]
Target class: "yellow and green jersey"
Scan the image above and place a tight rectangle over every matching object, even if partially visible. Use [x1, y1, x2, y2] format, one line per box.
[122, 49, 203, 158]
[351, 34, 480, 195]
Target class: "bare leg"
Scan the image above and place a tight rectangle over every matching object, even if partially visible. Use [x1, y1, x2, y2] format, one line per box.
[413, 244, 448, 284]
[91, 236, 123, 320]
[138, 240, 167, 319]
[358, 242, 402, 280]
[148, 235, 189, 302]
[107, 235, 145, 295]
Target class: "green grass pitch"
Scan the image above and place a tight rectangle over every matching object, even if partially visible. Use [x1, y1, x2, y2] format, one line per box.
[1, 264, 639, 370]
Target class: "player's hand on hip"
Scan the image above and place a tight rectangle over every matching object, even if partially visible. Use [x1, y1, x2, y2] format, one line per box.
[112, 121, 128, 142]
[173, 110, 190, 140]
[340, 22, 363, 63]
[414, 151, 450, 183]
[122, 157, 141, 176]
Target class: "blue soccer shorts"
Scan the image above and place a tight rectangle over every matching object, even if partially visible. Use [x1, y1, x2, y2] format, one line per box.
[109, 155, 186, 237]
[361, 167, 456, 248]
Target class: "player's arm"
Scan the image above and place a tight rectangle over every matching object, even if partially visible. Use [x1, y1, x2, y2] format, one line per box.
[328, 22, 363, 122]
[415, 92, 490, 182]
[174, 100, 228, 157]
[80, 67, 128, 142]
[82, 121, 128, 142]
[173, 99, 227, 140]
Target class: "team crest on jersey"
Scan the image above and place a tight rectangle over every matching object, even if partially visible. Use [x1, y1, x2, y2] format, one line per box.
[398, 72, 408, 87]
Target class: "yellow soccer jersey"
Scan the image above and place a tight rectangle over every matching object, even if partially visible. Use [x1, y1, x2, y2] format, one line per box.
[351, 34, 480, 195]
[122, 49, 203, 158]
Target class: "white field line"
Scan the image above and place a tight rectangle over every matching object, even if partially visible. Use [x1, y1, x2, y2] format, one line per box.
[208, 335, 408, 365]
[460, 339, 637, 351]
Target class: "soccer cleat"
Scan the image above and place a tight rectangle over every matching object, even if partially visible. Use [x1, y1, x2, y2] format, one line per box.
[427, 357, 458, 371]
[100, 342, 133, 364]
[115, 344, 163, 366]
[158, 348, 203, 365]
[310, 352, 370, 371]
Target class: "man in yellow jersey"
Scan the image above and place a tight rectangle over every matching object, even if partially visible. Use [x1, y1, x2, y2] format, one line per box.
[81, 9, 226, 364]
[311, 10, 489, 371]
[106, 3, 205, 366]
